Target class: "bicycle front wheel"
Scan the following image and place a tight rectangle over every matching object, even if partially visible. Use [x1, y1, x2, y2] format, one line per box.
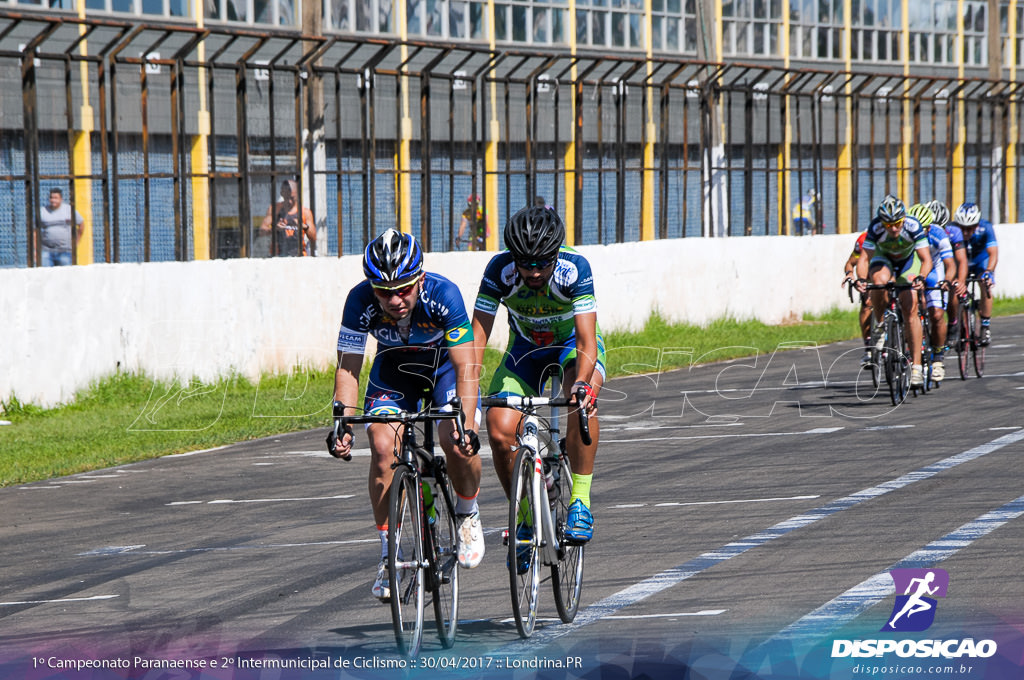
[969, 305, 985, 378]
[551, 455, 584, 623]
[957, 305, 970, 380]
[388, 468, 425, 656]
[508, 447, 541, 638]
[429, 473, 459, 648]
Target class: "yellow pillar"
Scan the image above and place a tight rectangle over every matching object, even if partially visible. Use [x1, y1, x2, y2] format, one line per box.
[72, 0, 94, 264]
[191, 0, 211, 259]
[563, 0, 578, 245]
[836, 0, 854, 233]
[1007, 0, 1018, 222]
[952, 0, 967, 208]
[640, 0, 655, 241]
[397, 3, 412, 235]
[778, 4, 792, 235]
[485, 0, 500, 250]
[899, 0, 912, 202]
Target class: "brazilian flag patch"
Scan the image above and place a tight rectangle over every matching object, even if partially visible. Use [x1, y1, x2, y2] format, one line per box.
[446, 325, 471, 344]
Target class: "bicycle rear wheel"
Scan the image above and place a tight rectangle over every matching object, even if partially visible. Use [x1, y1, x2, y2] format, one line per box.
[428, 473, 459, 648]
[918, 313, 932, 393]
[551, 454, 584, 623]
[508, 447, 541, 638]
[388, 468, 425, 656]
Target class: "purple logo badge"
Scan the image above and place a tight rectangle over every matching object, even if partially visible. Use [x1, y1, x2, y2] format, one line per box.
[882, 568, 949, 632]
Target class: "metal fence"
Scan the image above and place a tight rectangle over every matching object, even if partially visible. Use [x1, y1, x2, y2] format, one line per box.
[2, 10, 1022, 267]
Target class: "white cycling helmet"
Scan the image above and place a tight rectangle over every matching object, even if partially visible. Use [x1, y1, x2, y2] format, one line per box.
[952, 202, 981, 228]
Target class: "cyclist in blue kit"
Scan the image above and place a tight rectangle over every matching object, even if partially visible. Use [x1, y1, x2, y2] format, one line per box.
[950, 202, 999, 346]
[471, 206, 604, 554]
[328, 228, 484, 601]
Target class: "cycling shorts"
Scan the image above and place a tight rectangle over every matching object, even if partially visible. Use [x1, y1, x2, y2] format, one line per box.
[967, 252, 991, 278]
[487, 332, 607, 398]
[924, 270, 946, 310]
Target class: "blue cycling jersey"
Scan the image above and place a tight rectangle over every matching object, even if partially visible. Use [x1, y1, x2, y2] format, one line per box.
[963, 220, 998, 264]
[336, 272, 473, 365]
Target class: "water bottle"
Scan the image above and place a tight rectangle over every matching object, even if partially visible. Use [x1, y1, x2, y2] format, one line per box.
[421, 479, 436, 525]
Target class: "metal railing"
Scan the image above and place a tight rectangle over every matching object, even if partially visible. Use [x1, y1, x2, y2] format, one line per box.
[2, 10, 1021, 267]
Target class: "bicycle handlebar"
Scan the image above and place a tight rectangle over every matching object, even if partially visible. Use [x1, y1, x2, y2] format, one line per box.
[480, 388, 592, 446]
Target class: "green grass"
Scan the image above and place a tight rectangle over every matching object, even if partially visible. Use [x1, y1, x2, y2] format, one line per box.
[3, 298, 1022, 487]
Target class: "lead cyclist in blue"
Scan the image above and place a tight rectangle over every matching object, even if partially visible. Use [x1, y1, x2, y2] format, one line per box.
[328, 229, 484, 601]
[471, 206, 604, 557]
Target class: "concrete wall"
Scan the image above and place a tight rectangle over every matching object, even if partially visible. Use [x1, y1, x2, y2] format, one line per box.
[3, 229, 1021, 408]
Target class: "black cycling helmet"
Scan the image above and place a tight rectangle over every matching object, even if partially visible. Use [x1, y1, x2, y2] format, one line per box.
[503, 205, 565, 263]
[362, 228, 423, 285]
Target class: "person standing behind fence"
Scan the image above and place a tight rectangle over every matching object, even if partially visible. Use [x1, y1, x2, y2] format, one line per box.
[38, 188, 84, 267]
[261, 179, 316, 257]
[791, 189, 819, 236]
[457, 194, 488, 251]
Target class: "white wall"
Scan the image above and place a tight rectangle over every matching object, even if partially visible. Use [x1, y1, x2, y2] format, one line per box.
[2, 229, 1020, 408]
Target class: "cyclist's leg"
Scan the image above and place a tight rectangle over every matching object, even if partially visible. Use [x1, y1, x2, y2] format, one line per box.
[894, 256, 923, 368]
[484, 336, 550, 499]
[867, 259, 893, 347]
[970, 257, 994, 343]
[559, 333, 607, 542]
[364, 358, 421, 595]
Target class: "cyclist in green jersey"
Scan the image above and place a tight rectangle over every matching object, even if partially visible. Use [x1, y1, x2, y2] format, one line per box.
[471, 206, 604, 546]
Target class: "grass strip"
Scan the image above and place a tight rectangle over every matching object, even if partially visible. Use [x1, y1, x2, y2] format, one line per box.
[3, 297, 1023, 487]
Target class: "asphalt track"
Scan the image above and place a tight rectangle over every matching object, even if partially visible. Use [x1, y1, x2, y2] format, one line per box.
[2, 316, 1023, 679]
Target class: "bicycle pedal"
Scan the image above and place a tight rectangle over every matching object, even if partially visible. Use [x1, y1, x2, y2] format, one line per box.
[501, 529, 509, 546]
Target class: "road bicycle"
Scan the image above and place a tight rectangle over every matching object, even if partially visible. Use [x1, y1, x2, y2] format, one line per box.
[955, 275, 987, 379]
[863, 281, 919, 406]
[480, 378, 591, 639]
[331, 397, 467, 656]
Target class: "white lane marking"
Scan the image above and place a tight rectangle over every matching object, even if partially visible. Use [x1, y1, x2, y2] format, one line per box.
[989, 426, 1022, 430]
[762, 492, 1024, 647]
[864, 425, 915, 431]
[271, 447, 495, 459]
[612, 423, 744, 432]
[606, 610, 726, 620]
[493, 427, 1024, 655]
[641, 495, 820, 509]
[0, 595, 119, 606]
[166, 494, 354, 506]
[78, 538, 377, 557]
[602, 426, 843, 444]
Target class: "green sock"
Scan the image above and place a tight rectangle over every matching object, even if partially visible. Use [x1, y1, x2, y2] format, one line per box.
[570, 473, 593, 507]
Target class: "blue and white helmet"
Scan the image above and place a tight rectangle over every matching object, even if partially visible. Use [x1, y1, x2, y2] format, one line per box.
[362, 228, 423, 284]
[953, 202, 981, 228]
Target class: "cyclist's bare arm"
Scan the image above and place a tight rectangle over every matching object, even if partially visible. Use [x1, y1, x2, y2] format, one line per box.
[331, 352, 364, 457]
[914, 245, 932, 287]
[854, 246, 874, 289]
[471, 310, 496, 382]
[842, 251, 859, 285]
[572, 312, 600, 388]
[447, 341, 480, 433]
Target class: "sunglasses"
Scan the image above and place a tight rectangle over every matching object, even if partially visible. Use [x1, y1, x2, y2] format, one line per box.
[881, 218, 904, 228]
[372, 278, 419, 298]
[515, 258, 554, 271]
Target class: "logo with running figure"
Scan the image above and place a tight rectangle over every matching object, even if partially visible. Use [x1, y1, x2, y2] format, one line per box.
[882, 568, 949, 632]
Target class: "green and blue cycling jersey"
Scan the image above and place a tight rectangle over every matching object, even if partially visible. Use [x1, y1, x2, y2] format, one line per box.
[475, 246, 606, 397]
[863, 215, 928, 282]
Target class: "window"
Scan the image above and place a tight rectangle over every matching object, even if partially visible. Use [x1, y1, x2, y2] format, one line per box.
[723, 0, 781, 57]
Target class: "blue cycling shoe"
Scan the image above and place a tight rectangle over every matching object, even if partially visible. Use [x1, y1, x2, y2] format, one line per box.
[564, 499, 594, 544]
[507, 524, 533, 575]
